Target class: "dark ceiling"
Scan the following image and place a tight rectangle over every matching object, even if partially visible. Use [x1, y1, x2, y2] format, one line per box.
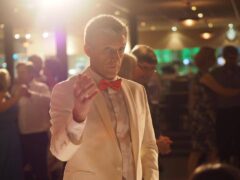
[109, 0, 240, 31]
[0, 0, 239, 32]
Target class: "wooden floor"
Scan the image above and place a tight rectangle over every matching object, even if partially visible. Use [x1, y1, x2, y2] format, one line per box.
[159, 130, 191, 180]
[160, 155, 188, 180]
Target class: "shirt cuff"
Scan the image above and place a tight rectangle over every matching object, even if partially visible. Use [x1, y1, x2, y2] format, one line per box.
[66, 118, 87, 145]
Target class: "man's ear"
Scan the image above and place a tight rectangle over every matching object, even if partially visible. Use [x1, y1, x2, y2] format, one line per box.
[84, 44, 92, 57]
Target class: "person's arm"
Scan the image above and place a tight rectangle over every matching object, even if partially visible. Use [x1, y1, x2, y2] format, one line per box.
[0, 94, 18, 112]
[0, 85, 29, 112]
[28, 83, 51, 101]
[49, 82, 86, 161]
[141, 87, 159, 180]
[200, 73, 240, 96]
[50, 75, 98, 161]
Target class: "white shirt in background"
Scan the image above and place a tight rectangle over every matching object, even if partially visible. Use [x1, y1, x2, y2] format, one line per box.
[18, 80, 51, 134]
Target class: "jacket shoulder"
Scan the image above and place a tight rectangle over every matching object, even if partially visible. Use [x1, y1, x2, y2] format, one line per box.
[122, 78, 144, 90]
[52, 75, 77, 94]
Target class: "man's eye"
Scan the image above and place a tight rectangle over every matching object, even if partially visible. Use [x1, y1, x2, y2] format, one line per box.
[104, 48, 113, 53]
[119, 47, 125, 53]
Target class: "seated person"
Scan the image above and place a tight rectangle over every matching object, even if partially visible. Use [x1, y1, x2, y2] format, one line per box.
[190, 163, 240, 180]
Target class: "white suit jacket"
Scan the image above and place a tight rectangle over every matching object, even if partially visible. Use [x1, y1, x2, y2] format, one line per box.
[50, 69, 159, 180]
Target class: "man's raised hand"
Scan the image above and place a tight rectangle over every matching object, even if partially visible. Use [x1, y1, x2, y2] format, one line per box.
[72, 75, 99, 122]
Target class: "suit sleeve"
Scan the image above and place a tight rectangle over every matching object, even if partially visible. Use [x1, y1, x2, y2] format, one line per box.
[49, 82, 86, 161]
[141, 86, 159, 180]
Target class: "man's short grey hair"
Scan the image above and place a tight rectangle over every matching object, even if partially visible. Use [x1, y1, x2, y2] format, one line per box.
[16, 61, 34, 74]
[84, 14, 127, 45]
[131, 44, 157, 65]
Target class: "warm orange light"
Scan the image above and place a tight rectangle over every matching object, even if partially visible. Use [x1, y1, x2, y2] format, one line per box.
[140, 22, 146, 27]
[191, 6, 197, 11]
[198, 13, 204, 18]
[14, 34, 20, 39]
[23, 42, 30, 48]
[150, 26, 156, 31]
[182, 19, 197, 26]
[25, 34, 31, 39]
[201, 32, 212, 40]
[208, 23, 213, 28]
[171, 26, 177, 32]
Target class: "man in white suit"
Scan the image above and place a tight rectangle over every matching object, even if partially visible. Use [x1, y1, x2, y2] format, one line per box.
[50, 14, 159, 180]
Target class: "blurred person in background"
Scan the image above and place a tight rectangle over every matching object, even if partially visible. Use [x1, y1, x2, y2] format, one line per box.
[188, 46, 240, 175]
[43, 58, 64, 180]
[14, 62, 51, 180]
[28, 55, 45, 82]
[211, 45, 240, 166]
[0, 68, 28, 180]
[119, 51, 172, 180]
[189, 163, 240, 180]
[131, 45, 173, 155]
[43, 57, 61, 91]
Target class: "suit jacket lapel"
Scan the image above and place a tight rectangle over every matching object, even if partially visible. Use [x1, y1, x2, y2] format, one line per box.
[84, 68, 120, 151]
[121, 79, 140, 168]
[92, 92, 120, 149]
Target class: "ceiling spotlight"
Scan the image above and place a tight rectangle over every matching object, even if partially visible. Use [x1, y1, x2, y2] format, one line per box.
[208, 23, 213, 28]
[171, 26, 177, 32]
[25, 33, 31, 39]
[14, 34, 20, 39]
[0, 24, 4, 29]
[183, 59, 190, 65]
[182, 19, 197, 27]
[217, 57, 226, 66]
[198, 13, 204, 18]
[42, 32, 49, 38]
[226, 25, 237, 41]
[228, 23, 234, 28]
[191, 6, 197, 11]
[23, 42, 30, 48]
[140, 22, 146, 27]
[201, 32, 212, 40]
[150, 26, 156, 31]
[180, 1, 199, 27]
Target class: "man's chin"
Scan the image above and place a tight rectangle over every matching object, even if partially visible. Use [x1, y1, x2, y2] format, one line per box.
[104, 70, 119, 80]
[103, 73, 117, 80]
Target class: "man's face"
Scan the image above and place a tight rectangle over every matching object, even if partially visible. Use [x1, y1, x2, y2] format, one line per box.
[225, 54, 238, 67]
[133, 62, 156, 85]
[86, 31, 126, 80]
[17, 65, 33, 84]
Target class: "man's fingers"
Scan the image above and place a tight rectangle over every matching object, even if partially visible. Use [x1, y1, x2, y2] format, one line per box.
[74, 82, 95, 97]
[74, 75, 96, 97]
[79, 83, 96, 97]
[82, 89, 99, 103]
[76, 75, 92, 86]
[77, 84, 99, 102]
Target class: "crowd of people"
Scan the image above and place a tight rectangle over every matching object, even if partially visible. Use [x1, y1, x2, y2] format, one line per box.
[0, 57, 63, 180]
[1, 14, 240, 180]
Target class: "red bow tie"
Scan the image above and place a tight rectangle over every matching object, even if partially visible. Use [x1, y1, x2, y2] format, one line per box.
[98, 79, 122, 91]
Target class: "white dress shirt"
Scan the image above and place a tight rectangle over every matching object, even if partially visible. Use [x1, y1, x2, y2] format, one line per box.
[18, 80, 51, 134]
[104, 87, 135, 180]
